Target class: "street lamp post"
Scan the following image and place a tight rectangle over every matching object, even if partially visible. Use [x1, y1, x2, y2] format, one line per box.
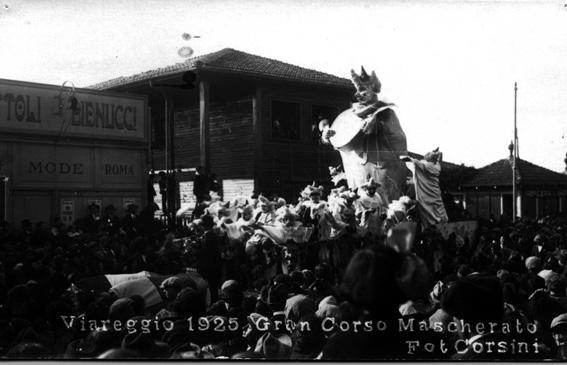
[512, 82, 518, 222]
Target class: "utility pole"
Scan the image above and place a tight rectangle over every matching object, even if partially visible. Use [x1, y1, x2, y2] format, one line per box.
[149, 82, 174, 228]
[512, 82, 518, 222]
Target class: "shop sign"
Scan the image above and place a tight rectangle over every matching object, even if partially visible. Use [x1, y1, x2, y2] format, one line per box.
[0, 79, 146, 141]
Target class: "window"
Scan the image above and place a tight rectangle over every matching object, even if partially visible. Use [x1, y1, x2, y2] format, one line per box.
[311, 105, 339, 143]
[271, 100, 300, 140]
[178, 181, 195, 210]
[223, 179, 254, 202]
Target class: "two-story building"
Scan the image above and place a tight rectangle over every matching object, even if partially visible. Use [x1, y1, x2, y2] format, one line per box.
[89, 48, 354, 211]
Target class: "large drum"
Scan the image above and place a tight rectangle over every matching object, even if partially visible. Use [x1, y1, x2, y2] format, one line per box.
[328, 105, 393, 148]
[328, 109, 364, 148]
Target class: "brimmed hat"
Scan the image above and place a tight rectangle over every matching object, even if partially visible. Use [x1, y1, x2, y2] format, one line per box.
[359, 177, 380, 190]
[284, 294, 316, 322]
[538, 269, 559, 284]
[105, 204, 117, 212]
[121, 332, 171, 358]
[254, 332, 292, 359]
[247, 313, 274, 332]
[88, 203, 100, 212]
[160, 276, 185, 290]
[221, 279, 242, 294]
[525, 256, 542, 270]
[551, 313, 567, 332]
[108, 298, 135, 321]
[97, 349, 140, 359]
[126, 204, 139, 213]
[316, 296, 341, 319]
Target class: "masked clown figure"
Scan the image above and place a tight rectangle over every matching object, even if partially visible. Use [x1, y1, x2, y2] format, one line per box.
[402, 148, 449, 228]
[355, 177, 385, 236]
[321, 67, 409, 204]
[254, 196, 276, 225]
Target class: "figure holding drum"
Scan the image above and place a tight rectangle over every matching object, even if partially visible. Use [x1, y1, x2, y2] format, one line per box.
[321, 67, 409, 205]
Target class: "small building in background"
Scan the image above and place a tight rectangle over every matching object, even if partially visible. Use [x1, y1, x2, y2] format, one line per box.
[0, 78, 149, 225]
[89, 48, 353, 212]
[455, 157, 567, 220]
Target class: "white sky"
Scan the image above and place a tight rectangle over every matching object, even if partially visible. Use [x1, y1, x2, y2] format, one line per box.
[1, 0, 567, 172]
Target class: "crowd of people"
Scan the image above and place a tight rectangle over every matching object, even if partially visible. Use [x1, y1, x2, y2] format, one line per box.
[1, 178, 567, 360]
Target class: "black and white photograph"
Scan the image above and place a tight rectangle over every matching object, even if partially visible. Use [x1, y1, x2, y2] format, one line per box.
[1, 0, 567, 360]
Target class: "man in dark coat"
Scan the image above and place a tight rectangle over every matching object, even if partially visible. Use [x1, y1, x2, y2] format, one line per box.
[193, 166, 210, 204]
[121, 204, 139, 236]
[197, 215, 223, 302]
[82, 203, 101, 234]
[100, 205, 121, 235]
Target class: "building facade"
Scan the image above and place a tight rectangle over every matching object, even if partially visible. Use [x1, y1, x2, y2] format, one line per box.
[90, 48, 353, 212]
[0, 79, 149, 224]
[455, 157, 567, 220]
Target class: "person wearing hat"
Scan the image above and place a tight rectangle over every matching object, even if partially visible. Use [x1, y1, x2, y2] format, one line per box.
[546, 275, 567, 311]
[257, 207, 313, 246]
[327, 189, 359, 244]
[237, 205, 255, 227]
[267, 283, 291, 336]
[355, 177, 384, 237]
[235, 313, 269, 355]
[531, 233, 552, 259]
[319, 246, 409, 360]
[121, 204, 139, 236]
[197, 214, 223, 302]
[100, 204, 120, 235]
[81, 203, 101, 234]
[297, 184, 329, 260]
[551, 313, 567, 359]
[254, 196, 275, 225]
[108, 276, 166, 314]
[521, 256, 546, 296]
[253, 332, 292, 359]
[298, 183, 325, 222]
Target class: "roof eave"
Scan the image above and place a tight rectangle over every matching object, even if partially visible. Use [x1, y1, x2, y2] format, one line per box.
[199, 65, 354, 90]
[91, 65, 354, 92]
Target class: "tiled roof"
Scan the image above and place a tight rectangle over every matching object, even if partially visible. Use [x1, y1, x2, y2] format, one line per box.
[88, 48, 354, 90]
[461, 158, 567, 188]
